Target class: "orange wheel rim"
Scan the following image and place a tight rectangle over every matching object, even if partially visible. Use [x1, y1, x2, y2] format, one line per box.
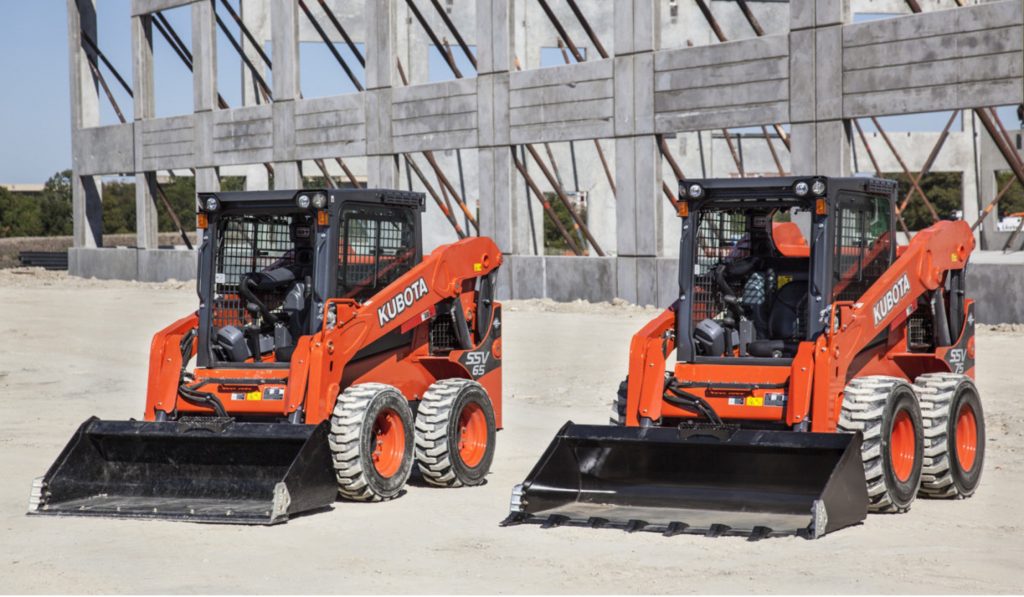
[890, 409, 916, 483]
[371, 409, 404, 477]
[457, 402, 487, 468]
[955, 403, 978, 472]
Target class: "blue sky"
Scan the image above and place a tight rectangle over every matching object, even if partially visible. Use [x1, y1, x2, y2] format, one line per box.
[0, 3, 1018, 183]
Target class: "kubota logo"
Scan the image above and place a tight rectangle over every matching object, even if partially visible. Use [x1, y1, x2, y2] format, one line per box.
[378, 277, 429, 327]
[872, 273, 911, 326]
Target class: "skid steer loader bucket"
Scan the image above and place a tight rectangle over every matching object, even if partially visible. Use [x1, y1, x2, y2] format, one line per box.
[503, 423, 867, 539]
[28, 417, 337, 525]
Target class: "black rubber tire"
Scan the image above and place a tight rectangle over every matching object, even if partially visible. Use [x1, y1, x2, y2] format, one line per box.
[329, 383, 415, 502]
[414, 379, 496, 487]
[610, 378, 628, 425]
[915, 372, 985, 498]
[839, 376, 924, 513]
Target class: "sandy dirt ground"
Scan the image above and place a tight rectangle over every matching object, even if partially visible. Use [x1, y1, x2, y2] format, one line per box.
[1, 268, 1022, 594]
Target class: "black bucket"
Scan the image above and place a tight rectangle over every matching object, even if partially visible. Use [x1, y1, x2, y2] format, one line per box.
[28, 417, 337, 525]
[503, 422, 867, 539]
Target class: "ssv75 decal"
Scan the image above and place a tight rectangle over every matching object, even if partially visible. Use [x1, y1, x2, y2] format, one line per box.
[378, 277, 429, 327]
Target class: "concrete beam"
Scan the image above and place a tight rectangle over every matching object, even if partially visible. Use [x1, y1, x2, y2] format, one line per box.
[73, 124, 135, 175]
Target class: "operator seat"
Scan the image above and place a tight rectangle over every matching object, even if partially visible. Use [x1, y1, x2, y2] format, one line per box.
[746, 280, 807, 358]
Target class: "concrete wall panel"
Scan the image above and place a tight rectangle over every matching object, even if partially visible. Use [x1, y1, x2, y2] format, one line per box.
[139, 115, 195, 171]
[509, 59, 615, 143]
[654, 36, 790, 133]
[392, 80, 478, 152]
[212, 105, 274, 166]
[843, 2, 1024, 116]
[545, 256, 616, 302]
[74, 124, 135, 175]
[294, 94, 366, 158]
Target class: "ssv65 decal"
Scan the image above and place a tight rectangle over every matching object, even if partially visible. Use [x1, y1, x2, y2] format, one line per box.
[378, 277, 429, 327]
[873, 273, 911, 327]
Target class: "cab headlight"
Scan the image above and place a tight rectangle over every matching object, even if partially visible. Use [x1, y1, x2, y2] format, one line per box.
[312, 192, 327, 209]
[794, 181, 809, 197]
[204, 197, 220, 211]
[296, 194, 311, 209]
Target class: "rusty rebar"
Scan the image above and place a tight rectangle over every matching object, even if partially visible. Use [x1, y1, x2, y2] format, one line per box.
[512, 148, 584, 255]
[536, 0, 586, 62]
[525, 144, 605, 255]
[869, 117, 940, 222]
[316, 0, 366, 68]
[897, 110, 958, 215]
[973, 176, 1019, 231]
[429, 0, 477, 68]
[565, 0, 609, 59]
[217, 0, 271, 68]
[85, 54, 127, 124]
[406, 0, 462, 78]
[150, 173, 195, 250]
[80, 30, 132, 96]
[761, 126, 785, 175]
[298, 0, 363, 91]
[214, 11, 272, 100]
[406, 154, 467, 239]
[852, 119, 912, 235]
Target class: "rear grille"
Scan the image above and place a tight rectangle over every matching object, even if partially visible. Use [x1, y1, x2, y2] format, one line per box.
[907, 310, 934, 352]
[429, 315, 457, 354]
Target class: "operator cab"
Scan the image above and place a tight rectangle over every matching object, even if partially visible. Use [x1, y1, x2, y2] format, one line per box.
[677, 176, 896, 362]
[194, 189, 424, 368]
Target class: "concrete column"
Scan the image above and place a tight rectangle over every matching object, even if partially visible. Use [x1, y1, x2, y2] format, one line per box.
[192, 0, 218, 112]
[132, 15, 158, 249]
[68, 0, 102, 248]
[612, 0, 662, 303]
[365, 0, 396, 189]
[365, 0, 396, 90]
[271, 0, 300, 186]
[367, 155, 399, 189]
[790, 0, 850, 177]
[615, 135, 662, 258]
[476, 0, 523, 255]
[274, 162, 302, 189]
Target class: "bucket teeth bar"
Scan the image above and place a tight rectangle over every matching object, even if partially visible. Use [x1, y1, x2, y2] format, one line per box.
[28, 417, 337, 525]
[503, 422, 868, 540]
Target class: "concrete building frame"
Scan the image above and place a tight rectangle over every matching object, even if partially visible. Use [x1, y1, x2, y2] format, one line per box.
[66, 0, 1024, 320]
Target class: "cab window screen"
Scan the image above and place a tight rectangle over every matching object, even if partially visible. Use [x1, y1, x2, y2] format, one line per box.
[213, 214, 297, 329]
[338, 205, 416, 301]
[833, 195, 892, 301]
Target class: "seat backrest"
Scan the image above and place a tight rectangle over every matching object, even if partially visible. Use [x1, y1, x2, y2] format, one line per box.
[768, 281, 808, 339]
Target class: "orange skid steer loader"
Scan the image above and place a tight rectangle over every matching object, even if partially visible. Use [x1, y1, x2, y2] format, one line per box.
[30, 189, 503, 524]
[506, 176, 984, 539]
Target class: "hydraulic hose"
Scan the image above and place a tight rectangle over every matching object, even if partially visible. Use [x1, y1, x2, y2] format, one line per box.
[663, 381, 724, 425]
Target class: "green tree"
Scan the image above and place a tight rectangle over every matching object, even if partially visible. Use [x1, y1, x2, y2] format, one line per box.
[542, 192, 588, 255]
[885, 172, 963, 230]
[38, 170, 73, 236]
[0, 187, 43, 237]
[994, 171, 1024, 220]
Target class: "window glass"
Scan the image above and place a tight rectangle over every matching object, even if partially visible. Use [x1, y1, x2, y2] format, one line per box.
[338, 205, 416, 300]
[833, 195, 892, 301]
